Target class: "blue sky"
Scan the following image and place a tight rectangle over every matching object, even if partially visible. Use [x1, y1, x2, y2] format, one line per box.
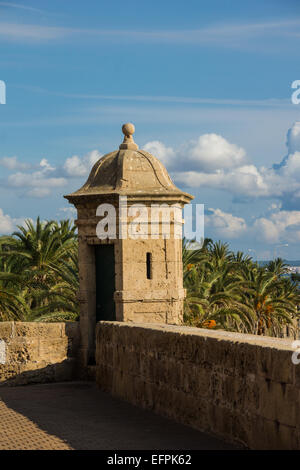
[0, 0, 300, 259]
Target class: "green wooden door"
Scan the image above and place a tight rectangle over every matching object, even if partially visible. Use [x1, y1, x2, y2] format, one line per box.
[95, 245, 116, 321]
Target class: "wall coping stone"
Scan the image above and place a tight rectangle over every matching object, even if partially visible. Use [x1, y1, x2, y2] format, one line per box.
[99, 321, 295, 351]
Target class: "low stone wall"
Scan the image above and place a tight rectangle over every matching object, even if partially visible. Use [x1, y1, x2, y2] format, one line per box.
[96, 321, 300, 450]
[0, 322, 80, 385]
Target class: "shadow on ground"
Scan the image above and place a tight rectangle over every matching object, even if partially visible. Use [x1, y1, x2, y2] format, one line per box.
[0, 381, 238, 450]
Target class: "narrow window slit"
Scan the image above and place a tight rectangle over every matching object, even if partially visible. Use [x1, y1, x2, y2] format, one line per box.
[146, 252, 152, 279]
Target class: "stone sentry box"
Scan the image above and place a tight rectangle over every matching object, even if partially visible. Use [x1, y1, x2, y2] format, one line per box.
[65, 123, 193, 367]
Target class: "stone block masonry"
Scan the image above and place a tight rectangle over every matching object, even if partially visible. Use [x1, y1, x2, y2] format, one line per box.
[65, 123, 193, 368]
[96, 321, 300, 450]
[0, 322, 80, 385]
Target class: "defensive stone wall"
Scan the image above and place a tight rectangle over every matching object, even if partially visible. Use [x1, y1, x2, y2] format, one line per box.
[0, 322, 80, 385]
[96, 321, 300, 449]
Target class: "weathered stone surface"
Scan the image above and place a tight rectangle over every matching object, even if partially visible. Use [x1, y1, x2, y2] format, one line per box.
[96, 321, 300, 450]
[65, 124, 193, 367]
[0, 322, 80, 386]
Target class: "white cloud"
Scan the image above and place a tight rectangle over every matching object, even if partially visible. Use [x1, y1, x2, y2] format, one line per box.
[26, 187, 52, 198]
[206, 208, 247, 239]
[0, 156, 30, 170]
[39, 158, 55, 171]
[138, 124, 300, 205]
[143, 141, 175, 166]
[254, 210, 300, 244]
[63, 150, 101, 177]
[0, 209, 14, 233]
[0, 208, 25, 234]
[146, 134, 246, 173]
[174, 165, 265, 196]
[268, 202, 282, 211]
[8, 172, 66, 189]
[287, 121, 300, 153]
[204, 206, 300, 246]
[0, 149, 101, 198]
[282, 151, 300, 178]
[186, 134, 246, 171]
[173, 163, 279, 198]
[0, 2, 45, 13]
[58, 207, 77, 219]
[59, 207, 77, 214]
[0, 19, 299, 48]
[6, 158, 66, 198]
[0, 120, 298, 229]
[2, 126, 296, 203]
[0, 23, 67, 41]
[145, 134, 269, 197]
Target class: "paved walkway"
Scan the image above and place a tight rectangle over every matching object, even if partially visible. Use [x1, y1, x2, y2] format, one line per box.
[0, 382, 237, 450]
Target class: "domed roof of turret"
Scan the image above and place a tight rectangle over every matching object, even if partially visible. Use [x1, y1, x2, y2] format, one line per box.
[65, 123, 193, 203]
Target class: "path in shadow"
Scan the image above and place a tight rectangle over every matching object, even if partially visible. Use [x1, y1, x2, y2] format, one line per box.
[0, 381, 238, 450]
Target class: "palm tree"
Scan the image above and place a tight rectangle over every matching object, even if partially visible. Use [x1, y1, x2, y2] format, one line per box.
[0, 217, 79, 321]
[183, 240, 250, 332]
[182, 237, 212, 282]
[0, 272, 29, 321]
[30, 251, 79, 322]
[266, 258, 288, 276]
[0, 218, 299, 335]
[236, 266, 296, 335]
[183, 239, 300, 337]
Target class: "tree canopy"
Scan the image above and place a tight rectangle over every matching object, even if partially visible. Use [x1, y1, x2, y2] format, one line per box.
[183, 238, 300, 337]
[0, 218, 79, 322]
[0, 219, 299, 338]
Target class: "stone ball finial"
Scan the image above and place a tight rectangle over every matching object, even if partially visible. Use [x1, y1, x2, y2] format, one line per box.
[119, 122, 138, 150]
[122, 123, 135, 137]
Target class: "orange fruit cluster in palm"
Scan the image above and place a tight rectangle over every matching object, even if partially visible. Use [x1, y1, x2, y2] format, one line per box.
[203, 319, 216, 328]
